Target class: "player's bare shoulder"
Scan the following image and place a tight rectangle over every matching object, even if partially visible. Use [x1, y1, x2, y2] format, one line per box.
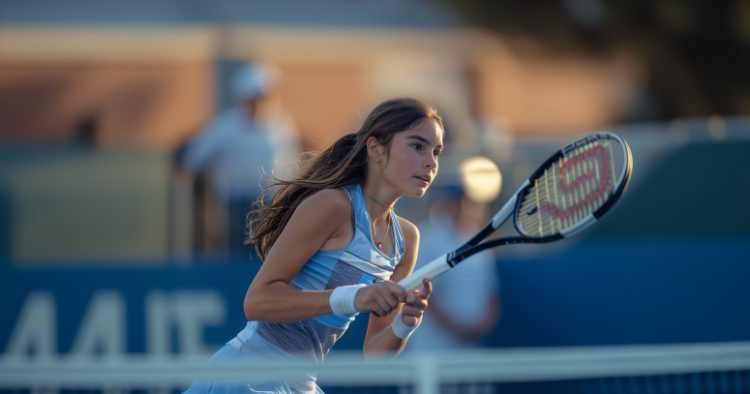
[396, 216, 420, 247]
[391, 215, 421, 277]
[297, 188, 351, 221]
[296, 188, 353, 249]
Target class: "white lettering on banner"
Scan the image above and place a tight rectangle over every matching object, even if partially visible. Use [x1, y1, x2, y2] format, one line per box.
[146, 291, 170, 356]
[5, 292, 56, 360]
[172, 291, 226, 356]
[146, 291, 226, 356]
[69, 291, 125, 359]
[4, 290, 227, 358]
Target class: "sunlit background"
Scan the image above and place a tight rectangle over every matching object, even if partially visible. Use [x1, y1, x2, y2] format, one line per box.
[1, 1, 750, 392]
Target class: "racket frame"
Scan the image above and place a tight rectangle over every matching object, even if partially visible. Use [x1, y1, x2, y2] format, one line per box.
[398, 132, 633, 290]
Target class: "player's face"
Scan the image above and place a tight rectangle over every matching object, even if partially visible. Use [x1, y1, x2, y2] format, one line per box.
[383, 119, 444, 197]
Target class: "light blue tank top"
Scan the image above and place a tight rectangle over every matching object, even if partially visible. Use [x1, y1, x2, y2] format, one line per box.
[188, 184, 405, 394]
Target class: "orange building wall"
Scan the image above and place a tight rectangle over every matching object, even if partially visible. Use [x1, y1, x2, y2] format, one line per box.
[0, 61, 214, 148]
[0, 27, 640, 151]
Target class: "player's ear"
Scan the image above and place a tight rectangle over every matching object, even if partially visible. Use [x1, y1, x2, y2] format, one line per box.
[366, 136, 387, 166]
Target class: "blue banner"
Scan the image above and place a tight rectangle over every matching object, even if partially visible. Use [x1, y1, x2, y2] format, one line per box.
[2, 240, 749, 360]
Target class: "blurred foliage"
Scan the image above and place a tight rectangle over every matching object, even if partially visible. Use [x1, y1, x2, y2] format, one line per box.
[440, 0, 750, 121]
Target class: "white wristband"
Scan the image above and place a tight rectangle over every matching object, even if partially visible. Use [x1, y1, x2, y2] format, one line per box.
[329, 284, 366, 316]
[391, 312, 420, 339]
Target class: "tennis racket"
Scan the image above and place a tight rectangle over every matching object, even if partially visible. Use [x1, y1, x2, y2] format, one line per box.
[399, 131, 634, 290]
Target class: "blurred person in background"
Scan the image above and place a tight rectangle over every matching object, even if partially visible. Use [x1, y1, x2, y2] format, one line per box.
[184, 98, 441, 394]
[407, 182, 500, 353]
[71, 112, 101, 149]
[184, 63, 299, 257]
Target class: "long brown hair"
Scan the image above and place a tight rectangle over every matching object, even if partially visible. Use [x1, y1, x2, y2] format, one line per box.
[247, 97, 443, 259]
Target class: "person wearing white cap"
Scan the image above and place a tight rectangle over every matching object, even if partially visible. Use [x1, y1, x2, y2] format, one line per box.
[401, 177, 501, 394]
[407, 160, 502, 352]
[185, 63, 299, 257]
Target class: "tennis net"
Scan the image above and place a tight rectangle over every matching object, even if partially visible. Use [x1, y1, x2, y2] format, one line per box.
[1, 341, 749, 393]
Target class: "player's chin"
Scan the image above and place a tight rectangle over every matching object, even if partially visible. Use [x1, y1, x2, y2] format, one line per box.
[405, 181, 431, 198]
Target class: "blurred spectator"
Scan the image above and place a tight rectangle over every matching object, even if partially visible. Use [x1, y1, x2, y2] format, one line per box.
[184, 63, 299, 257]
[475, 116, 514, 163]
[72, 113, 100, 148]
[407, 184, 500, 352]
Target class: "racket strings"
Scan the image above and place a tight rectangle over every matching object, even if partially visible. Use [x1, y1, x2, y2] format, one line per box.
[517, 139, 618, 237]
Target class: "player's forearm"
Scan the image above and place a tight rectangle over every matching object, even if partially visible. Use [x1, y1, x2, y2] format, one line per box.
[362, 308, 412, 356]
[363, 325, 406, 356]
[244, 281, 332, 322]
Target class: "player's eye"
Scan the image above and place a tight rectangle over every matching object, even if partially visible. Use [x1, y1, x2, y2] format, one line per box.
[410, 142, 425, 152]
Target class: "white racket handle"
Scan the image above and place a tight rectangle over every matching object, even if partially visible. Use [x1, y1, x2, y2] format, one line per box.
[398, 254, 452, 290]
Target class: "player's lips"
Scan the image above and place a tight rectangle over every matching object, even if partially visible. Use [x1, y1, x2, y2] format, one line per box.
[413, 175, 432, 185]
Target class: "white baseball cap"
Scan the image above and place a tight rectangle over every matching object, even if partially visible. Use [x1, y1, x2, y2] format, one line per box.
[231, 63, 279, 100]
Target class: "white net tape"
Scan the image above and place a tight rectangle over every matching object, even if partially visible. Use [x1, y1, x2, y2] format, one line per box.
[2, 342, 750, 394]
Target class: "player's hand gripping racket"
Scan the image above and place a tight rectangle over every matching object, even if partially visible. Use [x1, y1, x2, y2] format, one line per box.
[399, 132, 634, 290]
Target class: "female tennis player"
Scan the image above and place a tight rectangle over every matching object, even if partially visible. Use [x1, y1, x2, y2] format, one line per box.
[185, 98, 444, 394]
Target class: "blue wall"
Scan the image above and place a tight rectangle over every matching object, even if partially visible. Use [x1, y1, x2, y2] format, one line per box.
[2, 239, 749, 358]
[491, 239, 750, 347]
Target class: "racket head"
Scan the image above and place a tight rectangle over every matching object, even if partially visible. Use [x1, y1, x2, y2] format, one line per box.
[513, 132, 633, 239]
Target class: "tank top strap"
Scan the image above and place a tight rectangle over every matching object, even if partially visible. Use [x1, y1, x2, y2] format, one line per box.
[390, 210, 406, 263]
[343, 183, 369, 237]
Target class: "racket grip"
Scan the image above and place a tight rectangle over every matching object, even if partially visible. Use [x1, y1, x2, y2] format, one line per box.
[398, 254, 451, 290]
